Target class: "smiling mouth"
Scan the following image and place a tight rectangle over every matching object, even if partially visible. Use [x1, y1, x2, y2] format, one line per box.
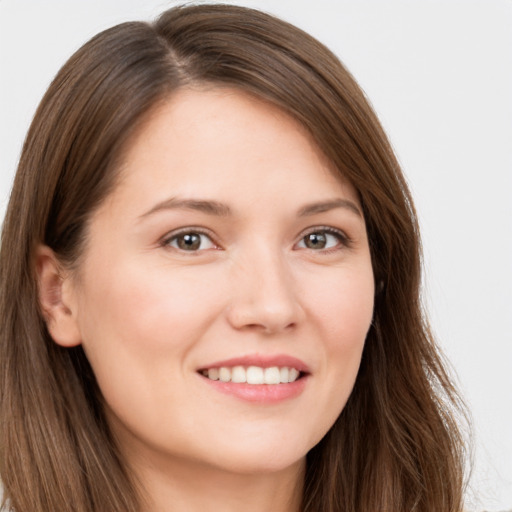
[199, 365, 303, 385]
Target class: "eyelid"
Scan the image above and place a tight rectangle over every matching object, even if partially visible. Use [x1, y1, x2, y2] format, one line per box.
[295, 225, 351, 251]
[160, 226, 221, 251]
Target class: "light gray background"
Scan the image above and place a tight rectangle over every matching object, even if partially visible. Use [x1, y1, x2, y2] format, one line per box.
[1, 1, 511, 510]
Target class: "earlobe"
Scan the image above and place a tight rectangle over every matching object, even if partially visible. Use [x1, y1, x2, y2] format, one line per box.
[35, 245, 82, 347]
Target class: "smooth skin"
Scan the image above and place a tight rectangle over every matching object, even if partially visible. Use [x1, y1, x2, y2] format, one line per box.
[37, 88, 375, 512]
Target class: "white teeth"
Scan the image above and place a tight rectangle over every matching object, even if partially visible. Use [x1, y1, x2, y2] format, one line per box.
[219, 367, 231, 382]
[246, 366, 264, 384]
[202, 365, 302, 384]
[288, 368, 299, 383]
[231, 366, 246, 383]
[264, 367, 280, 384]
[208, 368, 219, 381]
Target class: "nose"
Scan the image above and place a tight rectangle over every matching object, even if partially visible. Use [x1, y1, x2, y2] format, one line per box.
[226, 248, 304, 335]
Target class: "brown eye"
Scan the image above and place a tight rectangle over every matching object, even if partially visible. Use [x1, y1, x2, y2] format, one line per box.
[297, 229, 346, 251]
[177, 233, 201, 250]
[303, 232, 327, 249]
[166, 232, 216, 252]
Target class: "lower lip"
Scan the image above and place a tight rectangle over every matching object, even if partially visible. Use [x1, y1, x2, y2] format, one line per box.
[200, 374, 308, 403]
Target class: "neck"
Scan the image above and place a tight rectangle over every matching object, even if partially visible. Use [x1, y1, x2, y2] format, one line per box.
[133, 453, 305, 512]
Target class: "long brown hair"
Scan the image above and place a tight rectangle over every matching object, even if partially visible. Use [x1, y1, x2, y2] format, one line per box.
[0, 4, 468, 511]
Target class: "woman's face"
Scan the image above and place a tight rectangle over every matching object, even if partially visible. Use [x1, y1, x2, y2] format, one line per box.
[64, 88, 374, 476]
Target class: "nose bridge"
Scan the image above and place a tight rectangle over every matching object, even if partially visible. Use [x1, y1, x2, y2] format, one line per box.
[227, 239, 302, 333]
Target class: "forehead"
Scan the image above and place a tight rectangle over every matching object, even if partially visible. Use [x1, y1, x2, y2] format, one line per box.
[101, 86, 360, 220]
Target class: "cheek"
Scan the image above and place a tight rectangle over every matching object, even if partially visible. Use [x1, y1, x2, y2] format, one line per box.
[310, 262, 374, 342]
[331, 271, 374, 376]
[303, 263, 374, 425]
[77, 260, 225, 356]
[73, 259, 228, 425]
[74, 260, 228, 433]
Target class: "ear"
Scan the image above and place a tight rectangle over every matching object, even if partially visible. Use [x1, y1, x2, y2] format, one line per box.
[35, 245, 82, 347]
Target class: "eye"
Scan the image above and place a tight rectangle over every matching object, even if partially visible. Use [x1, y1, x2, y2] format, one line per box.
[296, 228, 347, 251]
[164, 230, 217, 252]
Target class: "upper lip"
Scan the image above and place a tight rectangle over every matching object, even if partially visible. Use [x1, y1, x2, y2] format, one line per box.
[198, 354, 310, 373]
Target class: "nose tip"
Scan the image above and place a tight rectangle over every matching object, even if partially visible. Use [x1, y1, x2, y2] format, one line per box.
[226, 264, 303, 335]
[227, 300, 298, 334]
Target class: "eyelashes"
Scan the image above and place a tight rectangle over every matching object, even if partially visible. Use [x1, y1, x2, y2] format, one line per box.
[296, 227, 350, 252]
[161, 226, 351, 254]
[161, 228, 218, 252]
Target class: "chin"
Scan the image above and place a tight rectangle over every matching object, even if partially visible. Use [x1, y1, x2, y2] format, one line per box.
[210, 452, 306, 476]
[196, 433, 312, 475]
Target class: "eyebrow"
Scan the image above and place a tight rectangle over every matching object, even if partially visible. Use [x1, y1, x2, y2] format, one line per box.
[139, 196, 362, 220]
[297, 199, 362, 218]
[139, 197, 232, 219]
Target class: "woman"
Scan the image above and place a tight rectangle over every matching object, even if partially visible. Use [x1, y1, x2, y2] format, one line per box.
[0, 4, 468, 511]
